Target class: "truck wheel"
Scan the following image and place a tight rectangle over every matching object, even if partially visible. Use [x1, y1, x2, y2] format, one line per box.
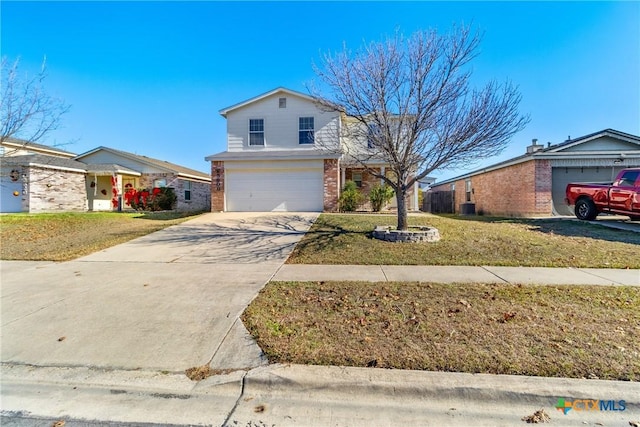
[575, 199, 597, 221]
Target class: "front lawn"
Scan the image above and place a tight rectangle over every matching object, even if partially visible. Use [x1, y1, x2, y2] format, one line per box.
[287, 213, 640, 268]
[243, 281, 640, 380]
[0, 211, 204, 261]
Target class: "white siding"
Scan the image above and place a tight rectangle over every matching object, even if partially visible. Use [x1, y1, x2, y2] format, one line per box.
[225, 93, 340, 152]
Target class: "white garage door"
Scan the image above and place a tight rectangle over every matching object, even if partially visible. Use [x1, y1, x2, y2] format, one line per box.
[226, 162, 324, 212]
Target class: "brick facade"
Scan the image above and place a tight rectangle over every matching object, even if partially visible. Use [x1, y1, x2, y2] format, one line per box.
[176, 179, 211, 212]
[27, 166, 87, 212]
[323, 159, 339, 212]
[432, 159, 553, 217]
[137, 172, 210, 211]
[211, 161, 225, 212]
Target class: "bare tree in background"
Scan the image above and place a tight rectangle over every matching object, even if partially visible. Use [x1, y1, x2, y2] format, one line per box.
[311, 26, 529, 230]
[1, 56, 70, 149]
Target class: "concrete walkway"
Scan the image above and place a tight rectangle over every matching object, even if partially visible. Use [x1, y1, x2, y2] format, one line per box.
[274, 264, 640, 285]
[2, 212, 639, 426]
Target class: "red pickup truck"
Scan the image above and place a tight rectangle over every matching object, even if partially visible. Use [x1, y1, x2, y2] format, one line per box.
[565, 168, 640, 221]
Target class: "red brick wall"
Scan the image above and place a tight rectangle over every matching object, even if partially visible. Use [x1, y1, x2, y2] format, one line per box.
[211, 161, 225, 212]
[323, 159, 339, 212]
[534, 160, 552, 213]
[431, 159, 552, 216]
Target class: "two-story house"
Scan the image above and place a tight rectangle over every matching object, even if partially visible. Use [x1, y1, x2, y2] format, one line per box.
[205, 87, 419, 212]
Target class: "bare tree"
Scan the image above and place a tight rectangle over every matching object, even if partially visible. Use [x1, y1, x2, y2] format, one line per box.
[1, 56, 70, 149]
[310, 27, 529, 230]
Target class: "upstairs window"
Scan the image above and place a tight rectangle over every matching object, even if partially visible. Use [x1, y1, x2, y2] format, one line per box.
[279, 97, 287, 108]
[249, 119, 265, 146]
[299, 117, 315, 144]
[367, 123, 381, 149]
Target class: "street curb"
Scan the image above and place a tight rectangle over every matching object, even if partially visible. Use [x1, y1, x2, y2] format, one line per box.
[243, 364, 640, 405]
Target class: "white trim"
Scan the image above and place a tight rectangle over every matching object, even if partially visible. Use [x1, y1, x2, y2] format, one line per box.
[29, 163, 86, 173]
[298, 115, 315, 145]
[177, 172, 212, 182]
[248, 118, 266, 147]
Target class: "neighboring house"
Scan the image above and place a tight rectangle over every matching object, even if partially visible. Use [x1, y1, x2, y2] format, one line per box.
[74, 147, 211, 212]
[1, 154, 88, 213]
[429, 129, 640, 217]
[1, 143, 211, 213]
[1, 137, 76, 158]
[205, 87, 419, 212]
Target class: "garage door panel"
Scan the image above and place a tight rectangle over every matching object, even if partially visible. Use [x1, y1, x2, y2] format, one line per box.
[226, 168, 323, 212]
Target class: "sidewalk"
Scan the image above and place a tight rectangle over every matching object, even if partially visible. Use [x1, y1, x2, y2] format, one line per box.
[274, 264, 640, 286]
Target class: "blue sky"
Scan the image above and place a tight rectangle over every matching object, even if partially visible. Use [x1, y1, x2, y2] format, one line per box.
[2, 1, 639, 182]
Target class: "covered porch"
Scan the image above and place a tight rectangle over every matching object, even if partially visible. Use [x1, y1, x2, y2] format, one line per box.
[85, 165, 141, 211]
[339, 163, 419, 211]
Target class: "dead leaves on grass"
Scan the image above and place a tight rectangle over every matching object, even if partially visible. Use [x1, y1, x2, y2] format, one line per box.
[185, 365, 244, 381]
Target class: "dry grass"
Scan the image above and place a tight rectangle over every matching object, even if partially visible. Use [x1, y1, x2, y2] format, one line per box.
[288, 213, 640, 268]
[243, 281, 640, 380]
[0, 211, 203, 261]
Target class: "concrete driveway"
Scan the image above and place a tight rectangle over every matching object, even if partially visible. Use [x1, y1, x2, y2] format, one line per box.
[0, 212, 318, 373]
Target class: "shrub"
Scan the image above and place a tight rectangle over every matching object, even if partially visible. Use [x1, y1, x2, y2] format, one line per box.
[127, 187, 177, 211]
[339, 181, 363, 212]
[369, 184, 395, 212]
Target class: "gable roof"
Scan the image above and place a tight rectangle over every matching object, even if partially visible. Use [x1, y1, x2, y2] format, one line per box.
[75, 146, 210, 182]
[1, 137, 77, 158]
[433, 128, 640, 186]
[1, 154, 87, 173]
[542, 128, 640, 152]
[219, 87, 317, 117]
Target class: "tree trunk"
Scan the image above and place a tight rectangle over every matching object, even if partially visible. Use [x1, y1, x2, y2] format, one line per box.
[396, 187, 408, 231]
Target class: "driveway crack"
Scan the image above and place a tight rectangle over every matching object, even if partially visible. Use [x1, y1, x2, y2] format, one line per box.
[221, 369, 248, 427]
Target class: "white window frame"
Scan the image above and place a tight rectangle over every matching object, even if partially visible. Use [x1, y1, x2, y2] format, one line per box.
[249, 118, 265, 146]
[299, 116, 315, 145]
